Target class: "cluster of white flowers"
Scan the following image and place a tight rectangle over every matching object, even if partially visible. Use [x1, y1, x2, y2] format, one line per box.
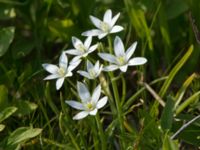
[42, 9, 147, 120]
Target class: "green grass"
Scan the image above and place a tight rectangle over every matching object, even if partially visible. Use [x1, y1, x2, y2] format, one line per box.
[0, 0, 200, 149]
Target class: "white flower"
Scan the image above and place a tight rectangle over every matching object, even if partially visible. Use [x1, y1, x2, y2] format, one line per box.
[82, 9, 124, 39]
[65, 36, 98, 59]
[77, 60, 103, 79]
[65, 82, 108, 120]
[98, 36, 147, 72]
[42, 53, 81, 90]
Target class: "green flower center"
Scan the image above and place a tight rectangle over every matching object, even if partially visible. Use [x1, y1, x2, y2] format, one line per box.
[100, 22, 110, 32]
[116, 56, 126, 66]
[85, 102, 94, 110]
[88, 69, 96, 78]
[77, 44, 87, 52]
[58, 67, 65, 76]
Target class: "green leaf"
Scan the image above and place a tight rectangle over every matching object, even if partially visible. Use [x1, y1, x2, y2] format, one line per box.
[0, 27, 15, 57]
[14, 100, 38, 116]
[161, 96, 175, 130]
[162, 134, 179, 150]
[159, 45, 193, 98]
[0, 124, 5, 132]
[7, 127, 42, 145]
[0, 85, 9, 110]
[0, 106, 17, 123]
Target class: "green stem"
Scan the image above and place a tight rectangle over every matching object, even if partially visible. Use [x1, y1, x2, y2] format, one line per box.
[95, 113, 106, 150]
[107, 36, 125, 148]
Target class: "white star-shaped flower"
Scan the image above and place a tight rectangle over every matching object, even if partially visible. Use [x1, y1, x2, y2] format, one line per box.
[65, 82, 108, 120]
[98, 36, 147, 72]
[42, 53, 81, 90]
[65, 36, 98, 59]
[82, 9, 124, 39]
[77, 60, 103, 79]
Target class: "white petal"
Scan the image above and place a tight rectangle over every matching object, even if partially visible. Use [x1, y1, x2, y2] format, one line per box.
[98, 53, 116, 64]
[73, 111, 89, 120]
[77, 71, 92, 79]
[98, 33, 108, 39]
[128, 57, 147, 66]
[65, 100, 85, 110]
[90, 15, 102, 29]
[103, 65, 118, 72]
[77, 82, 90, 102]
[103, 9, 112, 23]
[72, 36, 83, 49]
[68, 59, 81, 72]
[44, 74, 60, 80]
[94, 61, 100, 72]
[91, 84, 101, 104]
[119, 65, 128, 72]
[82, 29, 103, 37]
[88, 44, 98, 52]
[114, 36, 125, 57]
[59, 53, 68, 69]
[56, 77, 65, 90]
[42, 64, 58, 74]
[96, 96, 108, 109]
[70, 56, 82, 64]
[89, 108, 97, 115]
[110, 25, 124, 33]
[110, 13, 120, 27]
[125, 41, 137, 60]
[87, 60, 93, 70]
[84, 36, 92, 49]
[65, 71, 73, 77]
[65, 49, 82, 56]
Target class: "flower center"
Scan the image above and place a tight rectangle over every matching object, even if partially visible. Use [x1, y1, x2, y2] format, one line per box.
[58, 67, 65, 77]
[88, 69, 96, 78]
[116, 56, 126, 66]
[77, 44, 87, 52]
[85, 102, 94, 111]
[100, 22, 110, 32]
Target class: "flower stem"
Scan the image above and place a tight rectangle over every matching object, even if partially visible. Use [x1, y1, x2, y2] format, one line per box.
[107, 36, 125, 148]
[95, 113, 106, 150]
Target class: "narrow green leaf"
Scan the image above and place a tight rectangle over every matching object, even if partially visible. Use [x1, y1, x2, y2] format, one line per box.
[0, 85, 9, 110]
[159, 45, 193, 98]
[0, 27, 15, 57]
[7, 127, 42, 145]
[161, 96, 175, 130]
[162, 134, 179, 150]
[0, 124, 5, 132]
[0, 106, 17, 123]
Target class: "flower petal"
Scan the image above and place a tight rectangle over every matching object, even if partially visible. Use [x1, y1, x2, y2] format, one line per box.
[44, 74, 60, 80]
[89, 44, 98, 52]
[65, 100, 85, 110]
[87, 60, 93, 70]
[103, 9, 112, 23]
[96, 96, 108, 109]
[82, 29, 103, 37]
[42, 64, 59, 74]
[65, 49, 82, 56]
[114, 36, 125, 57]
[73, 111, 89, 120]
[84, 36, 92, 49]
[91, 84, 101, 104]
[103, 65, 118, 72]
[125, 41, 137, 60]
[77, 71, 92, 79]
[68, 59, 81, 72]
[98, 53, 116, 64]
[94, 61, 100, 72]
[77, 82, 90, 102]
[72, 36, 83, 49]
[90, 15, 102, 29]
[98, 33, 108, 39]
[119, 65, 128, 72]
[56, 77, 65, 90]
[128, 57, 147, 66]
[110, 12, 120, 27]
[59, 53, 68, 69]
[89, 108, 97, 115]
[110, 25, 124, 33]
